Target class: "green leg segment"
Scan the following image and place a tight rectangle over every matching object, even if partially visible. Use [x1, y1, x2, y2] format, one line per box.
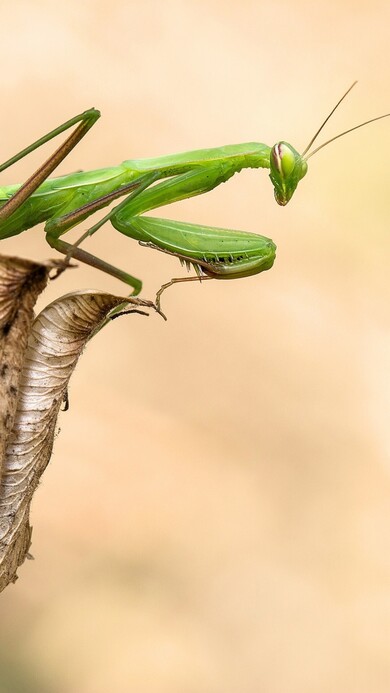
[45, 171, 160, 294]
[0, 109, 100, 222]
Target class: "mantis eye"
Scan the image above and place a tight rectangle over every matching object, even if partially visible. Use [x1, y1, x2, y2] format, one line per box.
[271, 143, 296, 178]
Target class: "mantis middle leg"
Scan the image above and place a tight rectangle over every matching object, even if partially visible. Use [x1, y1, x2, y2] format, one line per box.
[45, 161, 235, 294]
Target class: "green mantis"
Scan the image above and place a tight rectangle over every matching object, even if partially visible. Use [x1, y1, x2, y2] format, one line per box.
[0, 82, 388, 309]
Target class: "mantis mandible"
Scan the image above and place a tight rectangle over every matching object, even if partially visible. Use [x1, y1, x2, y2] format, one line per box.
[0, 82, 388, 309]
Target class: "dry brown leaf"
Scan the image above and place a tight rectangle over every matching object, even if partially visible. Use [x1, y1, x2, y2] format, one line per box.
[0, 286, 152, 592]
[0, 256, 49, 476]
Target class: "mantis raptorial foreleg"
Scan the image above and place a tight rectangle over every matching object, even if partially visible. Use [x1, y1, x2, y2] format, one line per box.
[45, 163, 236, 295]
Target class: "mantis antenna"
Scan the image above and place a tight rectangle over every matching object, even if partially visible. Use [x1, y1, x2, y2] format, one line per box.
[302, 81, 390, 160]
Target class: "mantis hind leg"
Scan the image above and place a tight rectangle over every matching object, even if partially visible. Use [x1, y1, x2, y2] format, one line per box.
[0, 108, 100, 222]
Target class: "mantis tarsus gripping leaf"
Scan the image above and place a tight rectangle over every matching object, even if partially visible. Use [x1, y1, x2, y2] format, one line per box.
[0, 82, 388, 309]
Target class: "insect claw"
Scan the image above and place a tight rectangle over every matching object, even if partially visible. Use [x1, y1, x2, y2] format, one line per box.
[48, 258, 78, 280]
[156, 305, 168, 321]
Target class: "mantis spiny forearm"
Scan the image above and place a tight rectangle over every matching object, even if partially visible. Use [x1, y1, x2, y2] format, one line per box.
[0, 82, 388, 308]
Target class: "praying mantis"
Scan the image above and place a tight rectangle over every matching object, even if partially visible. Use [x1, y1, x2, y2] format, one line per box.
[0, 82, 388, 310]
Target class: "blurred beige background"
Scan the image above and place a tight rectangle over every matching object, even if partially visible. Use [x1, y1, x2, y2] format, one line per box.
[1, 1, 390, 691]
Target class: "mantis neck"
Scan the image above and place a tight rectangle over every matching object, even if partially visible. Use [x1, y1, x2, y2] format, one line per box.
[123, 142, 272, 178]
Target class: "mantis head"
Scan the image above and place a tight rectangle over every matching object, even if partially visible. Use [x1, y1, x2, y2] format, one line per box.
[269, 81, 390, 207]
[269, 142, 307, 206]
